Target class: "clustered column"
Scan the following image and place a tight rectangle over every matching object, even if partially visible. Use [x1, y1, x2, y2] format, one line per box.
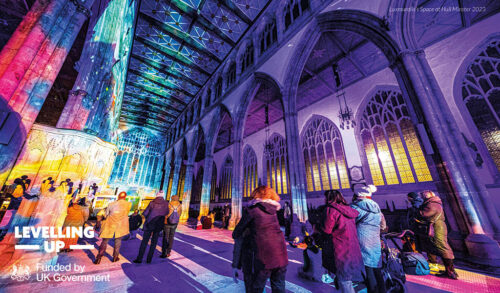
[229, 139, 243, 230]
[199, 155, 214, 217]
[0, 0, 93, 186]
[180, 163, 194, 222]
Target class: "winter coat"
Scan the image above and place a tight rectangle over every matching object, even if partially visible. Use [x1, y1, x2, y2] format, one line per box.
[351, 198, 386, 268]
[63, 204, 87, 228]
[129, 214, 143, 231]
[233, 199, 288, 271]
[143, 197, 169, 231]
[415, 196, 454, 259]
[100, 199, 132, 239]
[317, 203, 364, 281]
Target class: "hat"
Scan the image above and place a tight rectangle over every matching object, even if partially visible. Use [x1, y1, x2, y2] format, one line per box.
[118, 191, 127, 200]
[353, 184, 377, 197]
[157, 191, 165, 198]
[407, 192, 420, 200]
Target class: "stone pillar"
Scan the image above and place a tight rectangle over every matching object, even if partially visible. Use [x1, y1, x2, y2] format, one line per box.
[0, 0, 93, 186]
[394, 50, 500, 263]
[56, 89, 89, 130]
[168, 156, 183, 198]
[180, 163, 194, 222]
[229, 140, 243, 230]
[283, 111, 309, 221]
[199, 155, 214, 217]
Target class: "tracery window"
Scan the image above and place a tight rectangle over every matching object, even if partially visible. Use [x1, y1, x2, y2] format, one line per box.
[260, 19, 277, 54]
[461, 39, 500, 171]
[264, 134, 289, 195]
[196, 98, 202, 118]
[243, 146, 258, 198]
[210, 162, 217, 201]
[228, 63, 236, 86]
[220, 156, 233, 200]
[215, 76, 223, 99]
[241, 42, 254, 73]
[205, 88, 212, 108]
[360, 89, 432, 186]
[302, 116, 350, 192]
[284, 0, 310, 30]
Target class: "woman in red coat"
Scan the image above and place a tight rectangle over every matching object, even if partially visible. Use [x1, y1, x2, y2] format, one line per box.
[316, 190, 365, 293]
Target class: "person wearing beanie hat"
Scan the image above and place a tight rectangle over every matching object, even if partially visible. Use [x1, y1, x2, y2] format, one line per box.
[94, 191, 132, 264]
[351, 185, 387, 293]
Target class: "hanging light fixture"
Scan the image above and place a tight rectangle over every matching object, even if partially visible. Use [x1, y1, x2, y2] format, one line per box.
[263, 103, 274, 157]
[332, 63, 355, 130]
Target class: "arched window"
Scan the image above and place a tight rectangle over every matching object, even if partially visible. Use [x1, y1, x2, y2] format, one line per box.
[228, 63, 236, 86]
[284, 0, 310, 30]
[215, 76, 223, 99]
[241, 42, 254, 73]
[220, 156, 233, 199]
[243, 146, 258, 198]
[461, 39, 500, 171]
[264, 134, 289, 195]
[302, 116, 350, 191]
[260, 19, 277, 54]
[359, 89, 432, 186]
[196, 98, 202, 118]
[210, 162, 217, 201]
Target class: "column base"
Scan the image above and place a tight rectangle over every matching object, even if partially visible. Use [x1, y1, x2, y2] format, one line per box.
[465, 233, 500, 266]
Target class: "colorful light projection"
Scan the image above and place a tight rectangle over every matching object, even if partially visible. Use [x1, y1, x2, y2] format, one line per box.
[57, 0, 137, 143]
[0, 0, 95, 186]
[5, 124, 117, 193]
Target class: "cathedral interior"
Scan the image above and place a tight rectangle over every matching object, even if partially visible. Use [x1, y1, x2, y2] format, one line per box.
[0, 0, 500, 292]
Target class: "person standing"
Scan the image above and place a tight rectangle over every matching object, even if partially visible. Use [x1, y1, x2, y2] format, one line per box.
[232, 186, 288, 293]
[411, 190, 458, 279]
[61, 197, 88, 252]
[283, 201, 292, 239]
[161, 195, 182, 258]
[223, 204, 231, 229]
[127, 209, 142, 240]
[351, 185, 387, 293]
[317, 190, 364, 293]
[94, 191, 132, 264]
[134, 191, 169, 263]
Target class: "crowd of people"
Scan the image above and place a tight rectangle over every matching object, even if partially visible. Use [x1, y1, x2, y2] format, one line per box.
[1, 175, 459, 292]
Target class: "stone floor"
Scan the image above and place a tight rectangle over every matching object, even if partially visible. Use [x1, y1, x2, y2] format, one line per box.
[0, 225, 499, 293]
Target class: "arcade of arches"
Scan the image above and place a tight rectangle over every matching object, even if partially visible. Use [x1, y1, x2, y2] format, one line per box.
[1, 0, 500, 268]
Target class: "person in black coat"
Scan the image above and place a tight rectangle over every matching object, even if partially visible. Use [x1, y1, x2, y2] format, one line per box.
[233, 186, 288, 293]
[133, 193, 169, 264]
[127, 209, 142, 240]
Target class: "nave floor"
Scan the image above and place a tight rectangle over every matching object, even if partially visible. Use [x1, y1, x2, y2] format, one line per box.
[1, 225, 499, 293]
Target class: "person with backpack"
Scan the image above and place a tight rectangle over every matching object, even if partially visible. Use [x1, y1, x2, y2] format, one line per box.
[134, 191, 169, 264]
[350, 184, 387, 293]
[161, 195, 182, 258]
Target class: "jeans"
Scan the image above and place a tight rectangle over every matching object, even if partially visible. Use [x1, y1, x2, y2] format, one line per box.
[162, 224, 178, 255]
[365, 266, 386, 293]
[249, 266, 287, 293]
[97, 237, 122, 259]
[136, 229, 160, 262]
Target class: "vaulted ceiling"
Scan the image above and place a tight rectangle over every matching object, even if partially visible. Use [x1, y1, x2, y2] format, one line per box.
[121, 0, 271, 132]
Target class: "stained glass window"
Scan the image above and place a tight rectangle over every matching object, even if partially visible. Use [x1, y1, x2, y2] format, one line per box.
[260, 19, 277, 54]
[220, 156, 233, 199]
[264, 134, 289, 195]
[302, 116, 350, 192]
[110, 129, 164, 189]
[461, 39, 500, 171]
[241, 42, 254, 72]
[284, 0, 310, 30]
[360, 89, 432, 185]
[243, 146, 258, 198]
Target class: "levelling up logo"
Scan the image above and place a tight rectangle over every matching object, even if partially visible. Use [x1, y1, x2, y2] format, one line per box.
[14, 226, 95, 253]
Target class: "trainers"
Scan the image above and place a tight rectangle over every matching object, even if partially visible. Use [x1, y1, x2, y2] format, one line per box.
[429, 263, 441, 272]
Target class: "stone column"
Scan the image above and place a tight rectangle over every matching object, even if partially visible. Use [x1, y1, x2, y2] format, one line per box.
[394, 50, 500, 263]
[283, 111, 309, 222]
[0, 0, 93, 186]
[199, 155, 214, 217]
[229, 140, 243, 230]
[168, 156, 183, 198]
[180, 163, 194, 222]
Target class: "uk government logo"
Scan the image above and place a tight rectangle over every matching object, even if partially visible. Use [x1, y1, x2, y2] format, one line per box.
[10, 265, 31, 281]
